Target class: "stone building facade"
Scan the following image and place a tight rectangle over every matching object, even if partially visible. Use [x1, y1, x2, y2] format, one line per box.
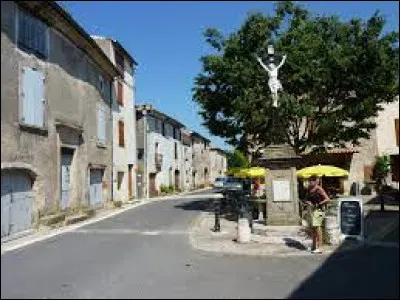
[300, 97, 399, 194]
[93, 36, 138, 202]
[1, 1, 120, 238]
[136, 105, 185, 197]
[209, 148, 228, 183]
[191, 132, 212, 187]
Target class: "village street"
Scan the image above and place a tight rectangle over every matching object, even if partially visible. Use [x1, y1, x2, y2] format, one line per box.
[1, 191, 398, 299]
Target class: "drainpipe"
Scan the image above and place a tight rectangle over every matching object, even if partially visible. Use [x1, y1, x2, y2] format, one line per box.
[143, 111, 149, 199]
[110, 78, 115, 203]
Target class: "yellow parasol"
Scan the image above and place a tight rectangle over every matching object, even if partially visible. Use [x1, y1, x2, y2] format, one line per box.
[226, 167, 242, 176]
[234, 167, 267, 178]
[296, 164, 349, 179]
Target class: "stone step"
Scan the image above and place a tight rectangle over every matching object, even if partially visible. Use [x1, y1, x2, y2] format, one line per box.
[64, 214, 88, 226]
[39, 213, 66, 226]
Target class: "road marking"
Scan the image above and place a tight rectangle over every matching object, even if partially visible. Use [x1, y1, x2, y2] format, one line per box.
[141, 231, 161, 236]
[1, 189, 214, 255]
[73, 229, 189, 236]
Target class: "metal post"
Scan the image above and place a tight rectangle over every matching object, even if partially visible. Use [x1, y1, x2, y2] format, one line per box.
[214, 201, 221, 232]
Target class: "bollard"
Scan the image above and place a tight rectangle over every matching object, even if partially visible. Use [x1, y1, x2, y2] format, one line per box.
[214, 204, 221, 232]
[237, 218, 251, 243]
[236, 191, 253, 243]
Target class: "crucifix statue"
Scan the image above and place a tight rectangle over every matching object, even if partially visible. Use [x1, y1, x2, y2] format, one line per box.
[255, 45, 287, 108]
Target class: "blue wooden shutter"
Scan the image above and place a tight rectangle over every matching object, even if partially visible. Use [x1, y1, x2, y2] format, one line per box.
[21, 67, 44, 127]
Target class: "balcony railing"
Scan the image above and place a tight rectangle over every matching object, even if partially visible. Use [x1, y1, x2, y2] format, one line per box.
[155, 153, 163, 170]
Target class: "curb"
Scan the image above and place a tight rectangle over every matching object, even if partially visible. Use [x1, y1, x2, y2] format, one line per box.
[188, 212, 366, 257]
[1, 188, 213, 255]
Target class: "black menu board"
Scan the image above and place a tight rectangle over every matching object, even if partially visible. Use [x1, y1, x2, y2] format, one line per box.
[339, 199, 362, 237]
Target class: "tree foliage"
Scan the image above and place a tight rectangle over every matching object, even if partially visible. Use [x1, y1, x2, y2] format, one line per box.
[227, 149, 249, 169]
[193, 1, 399, 158]
[372, 155, 391, 187]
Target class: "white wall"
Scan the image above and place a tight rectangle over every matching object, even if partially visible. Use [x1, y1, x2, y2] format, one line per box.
[110, 44, 136, 202]
[182, 144, 193, 191]
[146, 116, 185, 193]
[375, 99, 399, 156]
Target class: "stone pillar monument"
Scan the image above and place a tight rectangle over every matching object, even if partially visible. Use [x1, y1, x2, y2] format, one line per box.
[258, 144, 301, 226]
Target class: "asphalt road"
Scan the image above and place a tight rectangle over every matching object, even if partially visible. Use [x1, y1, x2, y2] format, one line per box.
[1, 192, 399, 299]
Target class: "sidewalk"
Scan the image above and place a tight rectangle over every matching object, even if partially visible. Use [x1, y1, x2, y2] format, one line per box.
[1, 187, 213, 254]
[189, 194, 399, 257]
[189, 212, 363, 257]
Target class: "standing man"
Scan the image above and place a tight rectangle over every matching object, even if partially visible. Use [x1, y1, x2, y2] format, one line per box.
[305, 175, 330, 254]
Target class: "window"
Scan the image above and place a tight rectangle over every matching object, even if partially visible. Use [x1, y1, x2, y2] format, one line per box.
[117, 172, 124, 190]
[97, 104, 106, 145]
[137, 148, 144, 160]
[173, 128, 181, 140]
[147, 117, 155, 132]
[162, 122, 165, 136]
[155, 142, 159, 154]
[117, 81, 123, 106]
[17, 7, 48, 58]
[99, 75, 104, 95]
[20, 67, 45, 128]
[395, 118, 399, 146]
[115, 50, 124, 73]
[174, 142, 178, 160]
[118, 120, 125, 147]
[155, 119, 161, 133]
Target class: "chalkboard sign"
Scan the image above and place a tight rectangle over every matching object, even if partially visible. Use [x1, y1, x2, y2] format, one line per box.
[338, 197, 364, 241]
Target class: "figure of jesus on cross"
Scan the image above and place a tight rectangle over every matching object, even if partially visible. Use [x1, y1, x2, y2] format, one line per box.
[255, 47, 287, 108]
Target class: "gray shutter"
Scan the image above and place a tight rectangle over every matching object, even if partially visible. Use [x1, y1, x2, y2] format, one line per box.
[21, 67, 45, 127]
[97, 104, 106, 144]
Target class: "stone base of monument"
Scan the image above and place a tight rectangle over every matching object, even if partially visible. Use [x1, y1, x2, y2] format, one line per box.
[257, 144, 302, 227]
[266, 213, 301, 226]
[237, 218, 251, 243]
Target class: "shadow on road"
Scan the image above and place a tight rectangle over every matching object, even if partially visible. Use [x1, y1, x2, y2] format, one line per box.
[283, 238, 308, 251]
[174, 199, 215, 213]
[287, 239, 399, 299]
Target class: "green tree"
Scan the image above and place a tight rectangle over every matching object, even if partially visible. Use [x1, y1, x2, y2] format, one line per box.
[227, 149, 249, 169]
[372, 155, 391, 211]
[193, 1, 399, 157]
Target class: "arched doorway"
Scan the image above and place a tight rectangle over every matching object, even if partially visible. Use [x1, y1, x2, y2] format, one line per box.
[149, 173, 157, 197]
[1, 169, 34, 238]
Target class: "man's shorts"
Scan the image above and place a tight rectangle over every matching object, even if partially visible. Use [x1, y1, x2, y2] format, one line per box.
[311, 208, 325, 227]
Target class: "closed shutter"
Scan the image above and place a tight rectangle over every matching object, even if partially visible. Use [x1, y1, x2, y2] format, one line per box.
[97, 104, 106, 144]
[119, 120, 125, 147]
[117, 81, 123, 106]
[17, 7, 48, 58]
[21, 67, 45, 127]
[395, 118, 399, 146]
